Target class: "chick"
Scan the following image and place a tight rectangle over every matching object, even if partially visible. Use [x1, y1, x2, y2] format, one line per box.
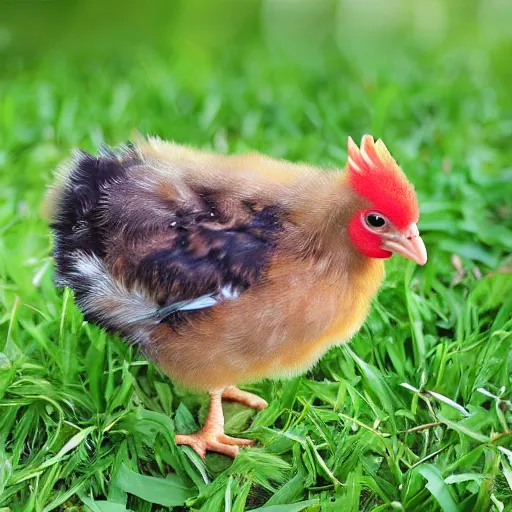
[46, 135, 427, 458]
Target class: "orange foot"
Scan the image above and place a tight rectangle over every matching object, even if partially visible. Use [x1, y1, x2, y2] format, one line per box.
[176, 431, 254, 459]
[222, 386, 268, 410]
[175, 389, 259, 459]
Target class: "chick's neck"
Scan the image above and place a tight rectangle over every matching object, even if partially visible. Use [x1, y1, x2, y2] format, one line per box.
[286, 172, 376, 272]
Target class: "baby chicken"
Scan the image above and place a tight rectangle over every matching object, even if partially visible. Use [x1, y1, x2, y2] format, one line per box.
[46, 135, 427, 458]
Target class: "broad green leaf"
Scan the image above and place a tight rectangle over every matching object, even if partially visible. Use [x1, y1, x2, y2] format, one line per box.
[113, 464, 194, 507]
[417, 464, 459, 512]
[444, 473, 484, 485]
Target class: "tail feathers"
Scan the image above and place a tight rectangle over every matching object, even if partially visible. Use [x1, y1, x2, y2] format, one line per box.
[57, 251, 158, 344]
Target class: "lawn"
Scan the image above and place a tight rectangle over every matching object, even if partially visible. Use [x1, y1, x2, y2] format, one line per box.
[0, 1, 511, 511]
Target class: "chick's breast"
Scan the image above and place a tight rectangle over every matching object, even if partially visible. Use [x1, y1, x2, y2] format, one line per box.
[150, 255, 383, 391]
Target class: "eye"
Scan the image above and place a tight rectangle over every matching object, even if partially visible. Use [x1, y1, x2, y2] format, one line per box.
[365, 213, 386, 228]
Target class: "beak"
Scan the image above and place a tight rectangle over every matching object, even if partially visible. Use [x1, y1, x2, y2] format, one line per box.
[381, 224, 427, 265]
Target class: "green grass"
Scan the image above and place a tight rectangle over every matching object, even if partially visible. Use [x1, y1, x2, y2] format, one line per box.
[1, 1, 511, 511]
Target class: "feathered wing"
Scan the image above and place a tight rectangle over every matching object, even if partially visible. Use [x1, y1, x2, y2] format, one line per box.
[133, 212, 282, 321]
[49, 144, 283, 341]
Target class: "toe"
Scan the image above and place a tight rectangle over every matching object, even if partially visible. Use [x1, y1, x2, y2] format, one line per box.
[248, 396, 268, 410]
[209, 441, 240, 458]
[222, 387, 269, 410]
[219, 434, 256, 446]
[175, 434, 207, 459]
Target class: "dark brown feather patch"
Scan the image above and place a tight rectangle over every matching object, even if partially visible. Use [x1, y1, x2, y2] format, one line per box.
[50, 145, 286, 331]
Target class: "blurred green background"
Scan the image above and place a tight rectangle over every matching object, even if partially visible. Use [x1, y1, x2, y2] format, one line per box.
[1, 1, 511, 511]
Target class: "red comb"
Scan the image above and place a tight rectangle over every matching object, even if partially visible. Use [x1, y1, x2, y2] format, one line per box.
[347, 135, 419, 229]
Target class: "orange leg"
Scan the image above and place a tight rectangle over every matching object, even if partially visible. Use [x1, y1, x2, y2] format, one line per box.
[175, 390, 255, 459]
[222, 386, 268, 410]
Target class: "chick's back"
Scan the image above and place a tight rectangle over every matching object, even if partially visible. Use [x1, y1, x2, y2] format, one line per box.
[48, 139, 383, 390]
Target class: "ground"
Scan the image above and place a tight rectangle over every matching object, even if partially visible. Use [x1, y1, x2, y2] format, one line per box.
[0, 1, 511, 511]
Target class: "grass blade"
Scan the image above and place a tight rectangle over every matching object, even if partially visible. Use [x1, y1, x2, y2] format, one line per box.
[113, 464, 194, 507]
[417, 464, 459, 512]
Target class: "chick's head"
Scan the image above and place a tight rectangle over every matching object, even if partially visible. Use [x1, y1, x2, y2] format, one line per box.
[346, 135, 427, 265]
